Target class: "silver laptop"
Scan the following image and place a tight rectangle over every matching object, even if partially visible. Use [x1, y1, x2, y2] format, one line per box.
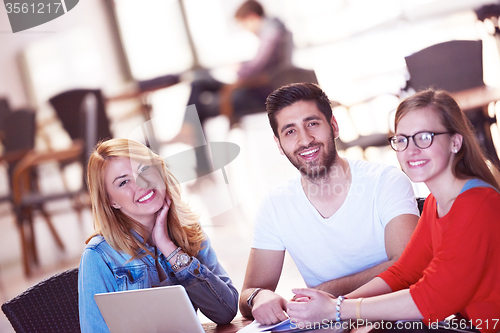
[94, 285, 205, 333]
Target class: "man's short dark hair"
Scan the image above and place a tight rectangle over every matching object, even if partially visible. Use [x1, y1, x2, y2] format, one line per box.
[235, 0, 265, 19]
[266, 82, 333, 138]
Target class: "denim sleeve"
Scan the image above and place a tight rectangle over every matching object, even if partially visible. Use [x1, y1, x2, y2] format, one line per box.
[78, 247, 117, 333]
[167, 238, 238, 325]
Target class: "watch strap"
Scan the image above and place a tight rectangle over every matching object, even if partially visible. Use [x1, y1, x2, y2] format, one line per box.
[247, 288, 263, 309]
[166, 246, 181, 262]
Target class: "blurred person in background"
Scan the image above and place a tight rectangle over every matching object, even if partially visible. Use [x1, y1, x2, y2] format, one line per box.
[179, 0, 293, 177]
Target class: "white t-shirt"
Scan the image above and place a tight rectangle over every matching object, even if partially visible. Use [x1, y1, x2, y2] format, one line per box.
[252, 159, 419, 288]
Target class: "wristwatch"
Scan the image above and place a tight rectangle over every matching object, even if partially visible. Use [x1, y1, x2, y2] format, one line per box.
[171, 252, 191, 272]
[246, 288, 263, 309]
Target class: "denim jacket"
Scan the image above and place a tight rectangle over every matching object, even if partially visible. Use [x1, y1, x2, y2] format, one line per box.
[78, 233, 238, 333]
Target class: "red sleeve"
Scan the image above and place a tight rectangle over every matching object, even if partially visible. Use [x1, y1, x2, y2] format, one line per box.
[410, 189, 500, 322]
[378, 194, 435, 291]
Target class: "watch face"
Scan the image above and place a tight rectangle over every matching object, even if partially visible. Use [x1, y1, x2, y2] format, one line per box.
[177, 253, 190, 266]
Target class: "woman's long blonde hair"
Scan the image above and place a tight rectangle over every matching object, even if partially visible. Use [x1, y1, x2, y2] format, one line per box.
[86, 138, 205, 259]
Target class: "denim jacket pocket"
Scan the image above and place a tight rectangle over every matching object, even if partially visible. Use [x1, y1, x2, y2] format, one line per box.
[114, 266, 147, 290]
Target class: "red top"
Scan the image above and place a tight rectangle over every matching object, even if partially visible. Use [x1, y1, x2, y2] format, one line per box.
[379, 187, 500, 333]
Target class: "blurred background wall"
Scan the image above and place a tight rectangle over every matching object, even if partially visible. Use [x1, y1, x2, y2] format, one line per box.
[2, 0, 499, 107]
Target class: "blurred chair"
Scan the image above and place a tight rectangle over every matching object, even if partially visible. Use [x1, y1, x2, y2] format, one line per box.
[46, 89, 112, 197]
[0, 98, 13, 205]
[269, 66, 319, 92]
[405, 40, 484, 94]
[49, 89, 112, 158]
[2, 110, 35, 162]
[11, 90, 110, 276]
[232, 66, 318, 125]
[404, 39, 499, 166]
[0, 98, 11, 142]
[1, 268, 80, 333]
[0, 109, 68, 277]
[1, 108, 34, 208]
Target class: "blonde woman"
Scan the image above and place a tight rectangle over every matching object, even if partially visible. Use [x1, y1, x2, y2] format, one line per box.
[78, 138, 238, 333]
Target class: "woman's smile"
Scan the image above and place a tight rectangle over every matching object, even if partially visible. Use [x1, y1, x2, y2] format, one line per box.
[137, 189, 156, 203]
[105, 158, 166, 226]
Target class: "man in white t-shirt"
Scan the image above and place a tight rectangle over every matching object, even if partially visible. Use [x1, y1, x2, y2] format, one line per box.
[239, 83, 419, 325]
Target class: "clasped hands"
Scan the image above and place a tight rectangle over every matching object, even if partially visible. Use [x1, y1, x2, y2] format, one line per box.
[251, 288, 337, 326]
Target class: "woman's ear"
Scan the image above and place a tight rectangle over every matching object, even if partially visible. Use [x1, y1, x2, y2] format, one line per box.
[111, 202, 121, 209]
[451, 133, 463, 153]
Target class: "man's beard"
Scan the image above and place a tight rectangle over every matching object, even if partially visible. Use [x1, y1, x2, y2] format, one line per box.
[282, 130, 338, 182]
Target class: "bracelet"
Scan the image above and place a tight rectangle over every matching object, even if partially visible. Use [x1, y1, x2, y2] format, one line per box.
[165, 246, 181, 262]
[356, 298, 363, 320]
[335, 295, 346, 322]
[247, 288, 263, 309]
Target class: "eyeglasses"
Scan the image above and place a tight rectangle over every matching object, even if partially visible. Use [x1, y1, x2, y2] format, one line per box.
[388, 131, 451, 152]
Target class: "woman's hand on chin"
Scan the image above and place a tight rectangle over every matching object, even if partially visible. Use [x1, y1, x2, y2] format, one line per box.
[152, 197, 175, 250]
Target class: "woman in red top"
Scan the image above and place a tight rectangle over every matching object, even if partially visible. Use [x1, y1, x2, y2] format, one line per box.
[287, 89, 500, 332]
